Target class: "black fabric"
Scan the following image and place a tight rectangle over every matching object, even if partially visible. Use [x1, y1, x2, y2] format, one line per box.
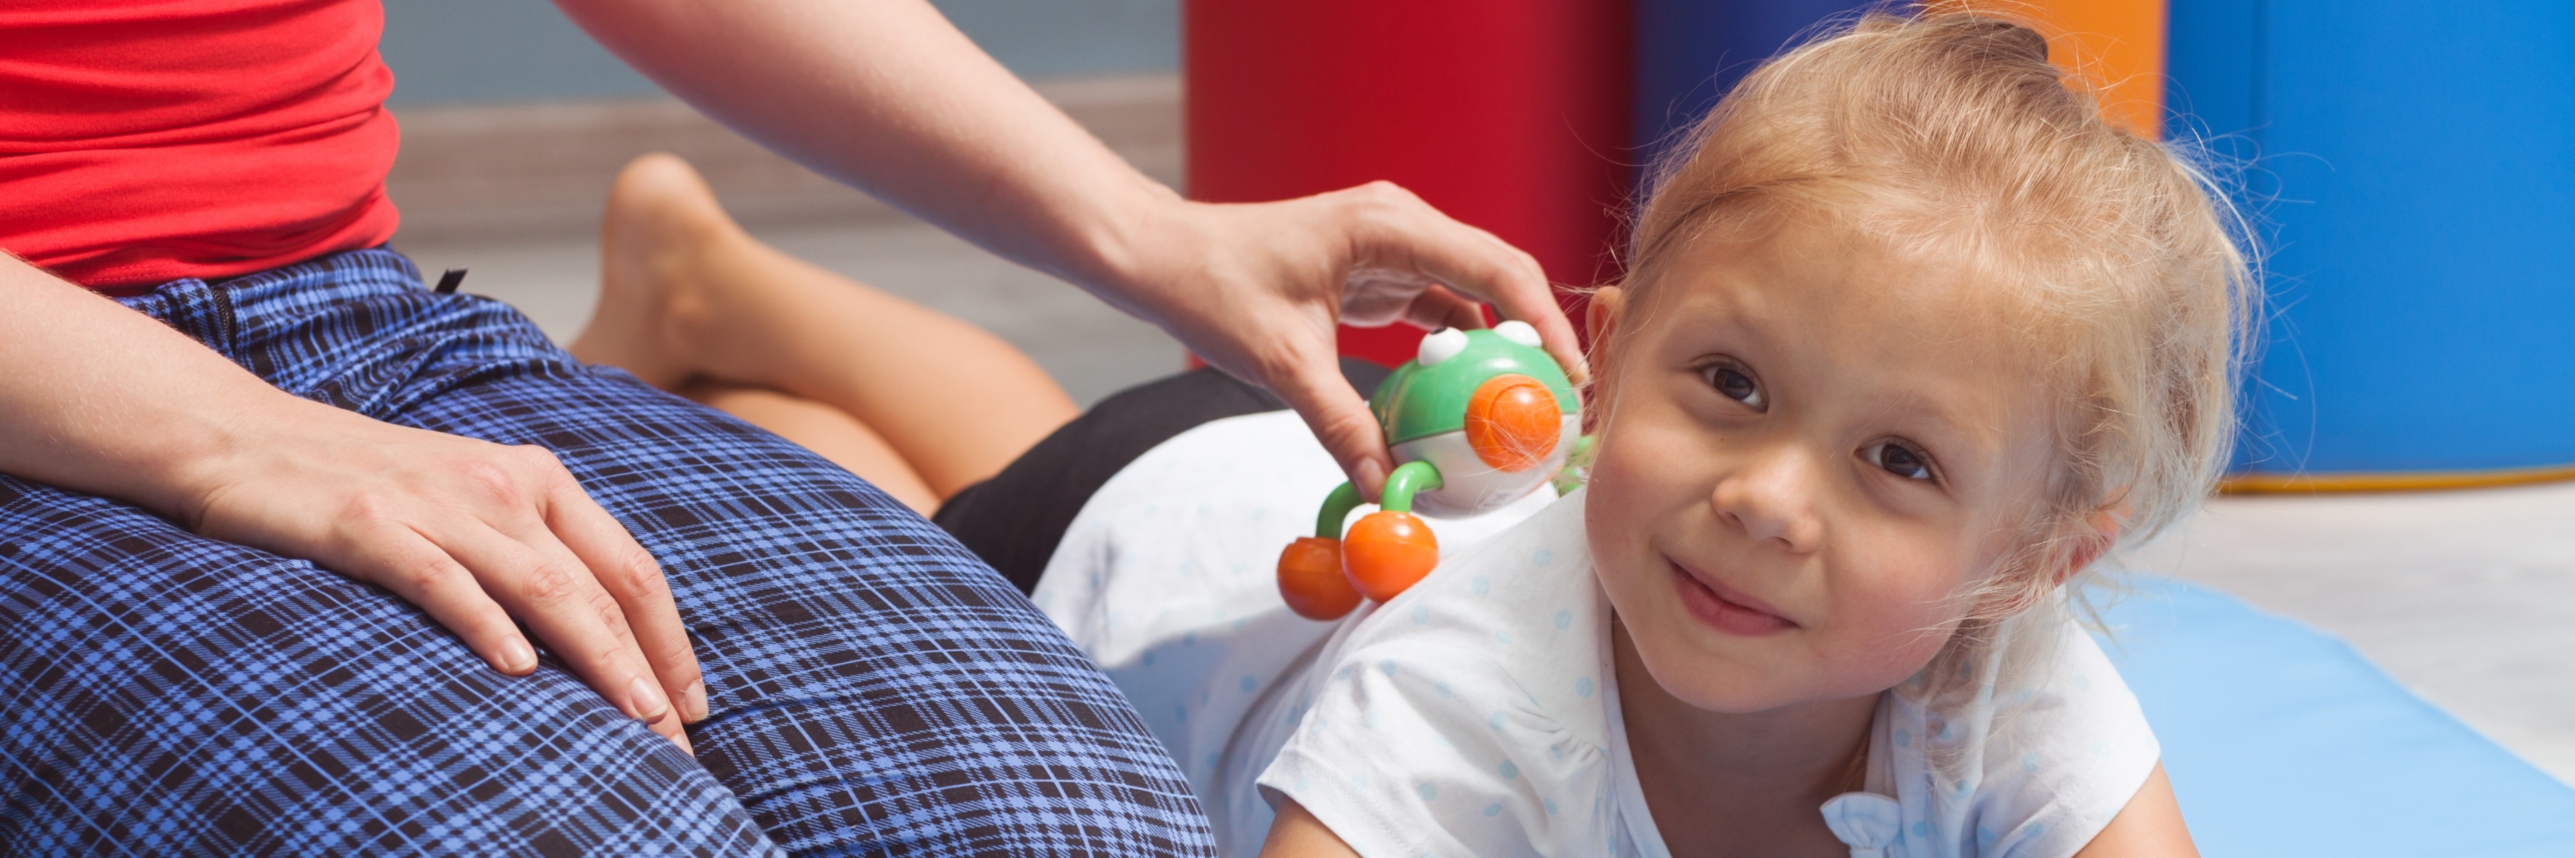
[935, 359, 1392, 595]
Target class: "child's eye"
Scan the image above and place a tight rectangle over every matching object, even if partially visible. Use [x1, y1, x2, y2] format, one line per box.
[1701, 362, 1766, 410]
[1862, 440, 1935, 482]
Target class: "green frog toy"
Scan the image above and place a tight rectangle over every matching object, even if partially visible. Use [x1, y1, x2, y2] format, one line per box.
[1275, 321, 1588, 619]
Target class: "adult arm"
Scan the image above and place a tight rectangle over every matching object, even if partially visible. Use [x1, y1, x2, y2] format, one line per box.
[2073, 763, 2200, 857]
[0, 257, 704, 750]
[553, 0, 1587, 496]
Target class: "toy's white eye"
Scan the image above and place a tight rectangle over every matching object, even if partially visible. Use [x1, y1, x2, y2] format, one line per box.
[1417, 327, 1470, 366]
[1493, 320, 1541, 348]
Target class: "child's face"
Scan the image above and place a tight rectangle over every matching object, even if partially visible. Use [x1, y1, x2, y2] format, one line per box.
[1585, 213, 2058, 714]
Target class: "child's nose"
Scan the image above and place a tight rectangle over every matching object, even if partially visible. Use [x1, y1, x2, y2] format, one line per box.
[1710, 445, 1826, 552]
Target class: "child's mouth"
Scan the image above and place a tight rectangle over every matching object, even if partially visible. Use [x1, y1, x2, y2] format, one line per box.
[1668, 558, 1796, 636]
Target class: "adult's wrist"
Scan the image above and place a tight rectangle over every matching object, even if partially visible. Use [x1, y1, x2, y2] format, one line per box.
[0, 262, 315, 524]
[1066, 177, 1202, 322]
[142, 394, 299, 528]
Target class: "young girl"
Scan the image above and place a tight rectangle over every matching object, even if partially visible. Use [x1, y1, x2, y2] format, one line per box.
[581, 10, 2246, 856]
[1033, 11, 2244, 857]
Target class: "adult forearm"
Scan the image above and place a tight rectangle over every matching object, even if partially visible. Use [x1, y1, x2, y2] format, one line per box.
[554, 0, 1176, 304]
[0, 255, 314, 519]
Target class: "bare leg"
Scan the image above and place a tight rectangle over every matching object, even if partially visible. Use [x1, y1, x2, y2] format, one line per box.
[674, 379, 943, 514]
[571, 153, 1079, 501]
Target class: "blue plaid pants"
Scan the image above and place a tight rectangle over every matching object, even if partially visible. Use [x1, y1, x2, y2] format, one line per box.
[0, 250, 1216, 856]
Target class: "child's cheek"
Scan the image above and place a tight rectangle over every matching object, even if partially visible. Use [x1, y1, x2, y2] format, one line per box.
[1837, 606, 1960, 694]
[1821, 558, 1975, 691]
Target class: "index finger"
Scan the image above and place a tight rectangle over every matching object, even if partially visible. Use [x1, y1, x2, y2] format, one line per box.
[437, 518, 684, 751]
[541, 469, 707, 726]
[1267, 351, 1396, 502]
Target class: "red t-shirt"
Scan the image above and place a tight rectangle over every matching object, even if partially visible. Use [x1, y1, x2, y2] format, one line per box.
[0, 0, 400, 289]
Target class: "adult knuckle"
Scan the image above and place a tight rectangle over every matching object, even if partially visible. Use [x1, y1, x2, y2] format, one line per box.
[393, 557, 458, 595]
[1374, 181, 1431, 212]
[589, 638, 635, 675]
[1320, 408, 1379, 445]
[329, 498, 419, 558]
[458, 460, 521, 502]
[340, 492, 401, 526]
[667, 659, 705, 686]
[1340, 182, 1392, 213]
[512, 445, 569, 475]
[610, 545, 667, 594]
[589, 592, 637, 645]
[1249, 348, 1310, 390]
[518, 560, 579, 606]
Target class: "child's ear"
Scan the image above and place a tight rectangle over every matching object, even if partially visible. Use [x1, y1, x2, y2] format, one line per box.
[1585, 285, 1625, 346]
[1579, 286, 1626, 431]
[2052, 506, 2125, 587]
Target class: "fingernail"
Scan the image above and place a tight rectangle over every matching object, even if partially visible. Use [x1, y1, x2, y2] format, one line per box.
[680, 679, 709, 723]
[498, 638, 537, 674]
[672, 731, 696, 757]
[628, 675, 671, 722]
[1355, 459, 1388, 501]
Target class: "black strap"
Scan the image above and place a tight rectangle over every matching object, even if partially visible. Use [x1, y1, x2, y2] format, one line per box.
[433, 268, 468, 295]
[933, 359, 1392, 595]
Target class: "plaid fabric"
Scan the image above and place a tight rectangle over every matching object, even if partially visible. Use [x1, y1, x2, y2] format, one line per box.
[0, 249, 1216, 856]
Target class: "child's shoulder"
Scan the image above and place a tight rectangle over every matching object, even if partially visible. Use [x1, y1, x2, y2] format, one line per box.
[1872, 607, 2160, 857]
[1256, 491, 1653, 858]
[1336, 489, 1608, 712]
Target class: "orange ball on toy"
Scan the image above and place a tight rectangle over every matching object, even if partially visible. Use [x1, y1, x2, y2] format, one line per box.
[1342, 510, 1440, 602]
[1277, 536, 1362, 620]
[1466, 373, 1562, 473]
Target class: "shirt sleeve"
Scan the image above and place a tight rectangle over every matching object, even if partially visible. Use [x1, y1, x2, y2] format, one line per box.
[1257, 639, 1607, 858]
[1976, 618, 2162, 858]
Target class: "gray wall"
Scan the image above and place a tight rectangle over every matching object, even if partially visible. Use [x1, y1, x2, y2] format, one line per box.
[381, 0, 1179, 105]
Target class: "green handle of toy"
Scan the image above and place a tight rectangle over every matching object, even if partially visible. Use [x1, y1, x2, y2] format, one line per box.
[1313, 460, 1446, 539]
[1552, 434, 1599, 495]
[1379, 460, 1443, 514]
[1315, 482, 1363, 539]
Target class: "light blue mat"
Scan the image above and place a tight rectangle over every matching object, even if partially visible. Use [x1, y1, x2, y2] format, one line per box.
[2097, 578, 2575, 855]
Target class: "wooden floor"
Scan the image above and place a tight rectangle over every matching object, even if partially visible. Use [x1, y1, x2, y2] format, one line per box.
[389, 74, 2575, 788]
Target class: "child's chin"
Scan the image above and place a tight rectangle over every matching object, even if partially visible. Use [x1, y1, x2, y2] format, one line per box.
[1637, 645, 1816, 713]
[1643, 640, 1893, 715]
[1661, 672, 1821, 714]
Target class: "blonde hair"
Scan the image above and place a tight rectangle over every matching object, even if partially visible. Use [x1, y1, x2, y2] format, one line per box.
[1609, 8, 2255, 688]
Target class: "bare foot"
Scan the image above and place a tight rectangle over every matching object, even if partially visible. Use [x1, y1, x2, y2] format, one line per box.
[569, 153, 742, 390]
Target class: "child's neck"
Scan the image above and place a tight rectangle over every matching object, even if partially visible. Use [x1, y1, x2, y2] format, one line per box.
[1611, 620, 1879, 858]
